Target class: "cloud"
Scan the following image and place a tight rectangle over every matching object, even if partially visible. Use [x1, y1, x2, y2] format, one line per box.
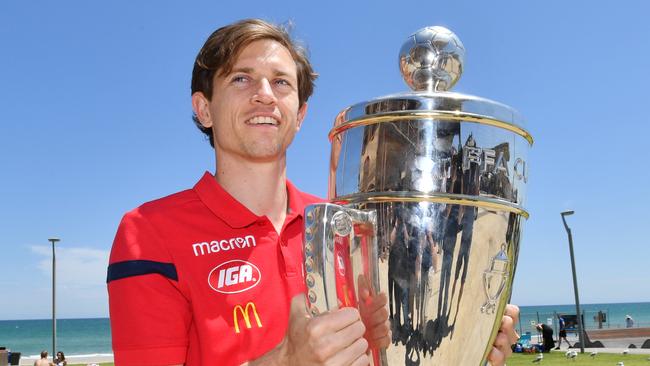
[30, 245, 110, 317]
[31, 246, 109, 286]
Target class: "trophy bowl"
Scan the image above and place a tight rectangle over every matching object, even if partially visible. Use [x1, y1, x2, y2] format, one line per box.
[303, 26, 532, 365]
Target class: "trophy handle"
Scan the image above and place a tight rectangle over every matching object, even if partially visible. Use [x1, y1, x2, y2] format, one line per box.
[303, 203, 379, 315]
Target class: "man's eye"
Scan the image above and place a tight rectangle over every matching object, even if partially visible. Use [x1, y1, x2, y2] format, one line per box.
[231, 75, 249, 83]
[275, 79, 292, 87]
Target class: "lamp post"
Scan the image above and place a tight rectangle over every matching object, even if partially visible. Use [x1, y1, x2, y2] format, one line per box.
[560, 211, 585, 353]
[49, 238, 60, 362]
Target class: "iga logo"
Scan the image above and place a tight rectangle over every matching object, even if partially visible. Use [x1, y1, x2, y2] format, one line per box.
[208, 260, 261, 294]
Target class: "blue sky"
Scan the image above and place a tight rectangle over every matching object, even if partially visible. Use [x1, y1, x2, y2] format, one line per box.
[1, 1, 649, 320]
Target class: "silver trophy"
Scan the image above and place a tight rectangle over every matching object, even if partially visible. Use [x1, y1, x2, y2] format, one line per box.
[303, 26, 532, 365]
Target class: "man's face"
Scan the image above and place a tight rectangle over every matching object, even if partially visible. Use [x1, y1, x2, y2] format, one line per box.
[194, 39, 307, 163]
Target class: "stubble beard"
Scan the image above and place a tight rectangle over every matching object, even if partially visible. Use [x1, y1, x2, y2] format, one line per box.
[237, 135, 289, 163]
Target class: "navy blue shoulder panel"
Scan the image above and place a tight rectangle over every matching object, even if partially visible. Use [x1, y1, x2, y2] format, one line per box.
[106, 260, 178, 283]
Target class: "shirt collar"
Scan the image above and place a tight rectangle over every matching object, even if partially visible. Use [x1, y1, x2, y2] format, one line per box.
[193, 171, 307, 229]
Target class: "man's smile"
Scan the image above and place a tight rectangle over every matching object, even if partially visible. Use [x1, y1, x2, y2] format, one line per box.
[246, 115, 280, 126]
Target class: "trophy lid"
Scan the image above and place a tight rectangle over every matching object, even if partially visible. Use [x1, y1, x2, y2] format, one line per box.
[330, 26, 531, 145]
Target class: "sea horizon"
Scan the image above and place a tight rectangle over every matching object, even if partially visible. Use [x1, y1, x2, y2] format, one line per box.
[2, 301, 648, 357]
[3, 300, 649, 321]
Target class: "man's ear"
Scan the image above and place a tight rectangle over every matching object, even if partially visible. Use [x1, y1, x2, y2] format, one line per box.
[296, 102, 308, 131]
[191, 92, 212, 128]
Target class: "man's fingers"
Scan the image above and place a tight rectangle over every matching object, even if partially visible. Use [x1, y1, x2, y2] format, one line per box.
[487, 346, 505, 366]
[358, 289, 391, 350]
[365, 300, 390, 329]
[359, 291, 388, 326]
[366, 292, 388, 310]
[313, 319, 367, 364]
[493, 331, 513, 353]
[308, 307, 363, 337]
[358, 275, 372, 300]
[327, 336, 370, 366]
[350, 353, 371, 366]
[504, 304, 520, 325]
[368, 320, 391, 348]
[289, 293, 310, 318]
[499, 312, 519, 344]
[319, 316, 366, 353]
[489, 319, 515, 366]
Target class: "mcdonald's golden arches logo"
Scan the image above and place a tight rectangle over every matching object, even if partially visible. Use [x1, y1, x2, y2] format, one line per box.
[233, 302, 263, 333]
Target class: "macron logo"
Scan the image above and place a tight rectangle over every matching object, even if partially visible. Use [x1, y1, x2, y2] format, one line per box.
[192, 235, 256, 256]
[208, 260, 261, 294]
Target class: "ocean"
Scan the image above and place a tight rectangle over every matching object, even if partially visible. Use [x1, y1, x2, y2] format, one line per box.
[0, 318, 111, 359]
[1, 302, 649, 357]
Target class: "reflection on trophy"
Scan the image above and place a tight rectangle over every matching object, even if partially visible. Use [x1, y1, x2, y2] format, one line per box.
[303, 26, 532, 365]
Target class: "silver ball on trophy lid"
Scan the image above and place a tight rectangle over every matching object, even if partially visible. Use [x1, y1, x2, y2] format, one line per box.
[399, 26, 465, 92]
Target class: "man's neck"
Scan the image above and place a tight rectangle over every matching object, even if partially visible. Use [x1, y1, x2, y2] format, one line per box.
[215, 154, 288, 233]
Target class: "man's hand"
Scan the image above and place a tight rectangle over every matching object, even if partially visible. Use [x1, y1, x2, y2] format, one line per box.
[357, 275, 391, 349]
[486, 304, 520, 366]
[282, 294, 370, 366]
[245, 293, 377, 366]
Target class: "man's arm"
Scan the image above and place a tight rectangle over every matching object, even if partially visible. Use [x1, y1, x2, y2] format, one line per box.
[108, 211, 191, 366]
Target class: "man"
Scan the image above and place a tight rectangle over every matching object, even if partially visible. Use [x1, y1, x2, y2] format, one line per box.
[34, 351, 52, 366]
[555, 315, 570, 349]
[107, 19, 519, 366]
[536, 323, 555, 353]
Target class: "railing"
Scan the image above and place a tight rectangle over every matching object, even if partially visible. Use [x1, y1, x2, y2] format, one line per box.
[518, 310, 649, 337]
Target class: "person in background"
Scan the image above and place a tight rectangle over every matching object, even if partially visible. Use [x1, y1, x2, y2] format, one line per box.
[555, 315, 571, 349]
[625, 315, 634, 328]
[33, 351, 52, 366]
[536, 323, 555, 352]
[54, 351, 67, 366]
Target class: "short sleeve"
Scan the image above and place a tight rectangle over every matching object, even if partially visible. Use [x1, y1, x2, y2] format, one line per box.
[107, 209, 191, 366]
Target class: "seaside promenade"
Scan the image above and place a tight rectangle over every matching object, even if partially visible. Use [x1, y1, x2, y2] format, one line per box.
[17, 354, 114, 365]
[524, 328, 650, 355]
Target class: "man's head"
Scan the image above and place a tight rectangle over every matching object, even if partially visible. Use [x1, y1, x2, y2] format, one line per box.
[40, 350, 48, 359]
[191, 19, 317, 147]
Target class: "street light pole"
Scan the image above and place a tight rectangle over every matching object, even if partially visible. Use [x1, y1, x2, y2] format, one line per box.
[49, 238, 60, 363]
[560, 211, 585, 353]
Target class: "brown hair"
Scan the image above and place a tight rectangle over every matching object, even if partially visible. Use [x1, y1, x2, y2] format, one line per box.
[191, 19, 318, 147]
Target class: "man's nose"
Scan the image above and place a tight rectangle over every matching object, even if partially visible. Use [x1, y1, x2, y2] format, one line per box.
[252, 78, 277, 105]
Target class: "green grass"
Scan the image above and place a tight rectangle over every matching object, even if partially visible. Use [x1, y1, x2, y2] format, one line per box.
[64, 354, 650, 366]
[65, 354, 650, 366]
[507, 352, 650, 365]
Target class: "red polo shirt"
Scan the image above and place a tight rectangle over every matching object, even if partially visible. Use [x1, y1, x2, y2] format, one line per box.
[107, 172, 322, 366]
